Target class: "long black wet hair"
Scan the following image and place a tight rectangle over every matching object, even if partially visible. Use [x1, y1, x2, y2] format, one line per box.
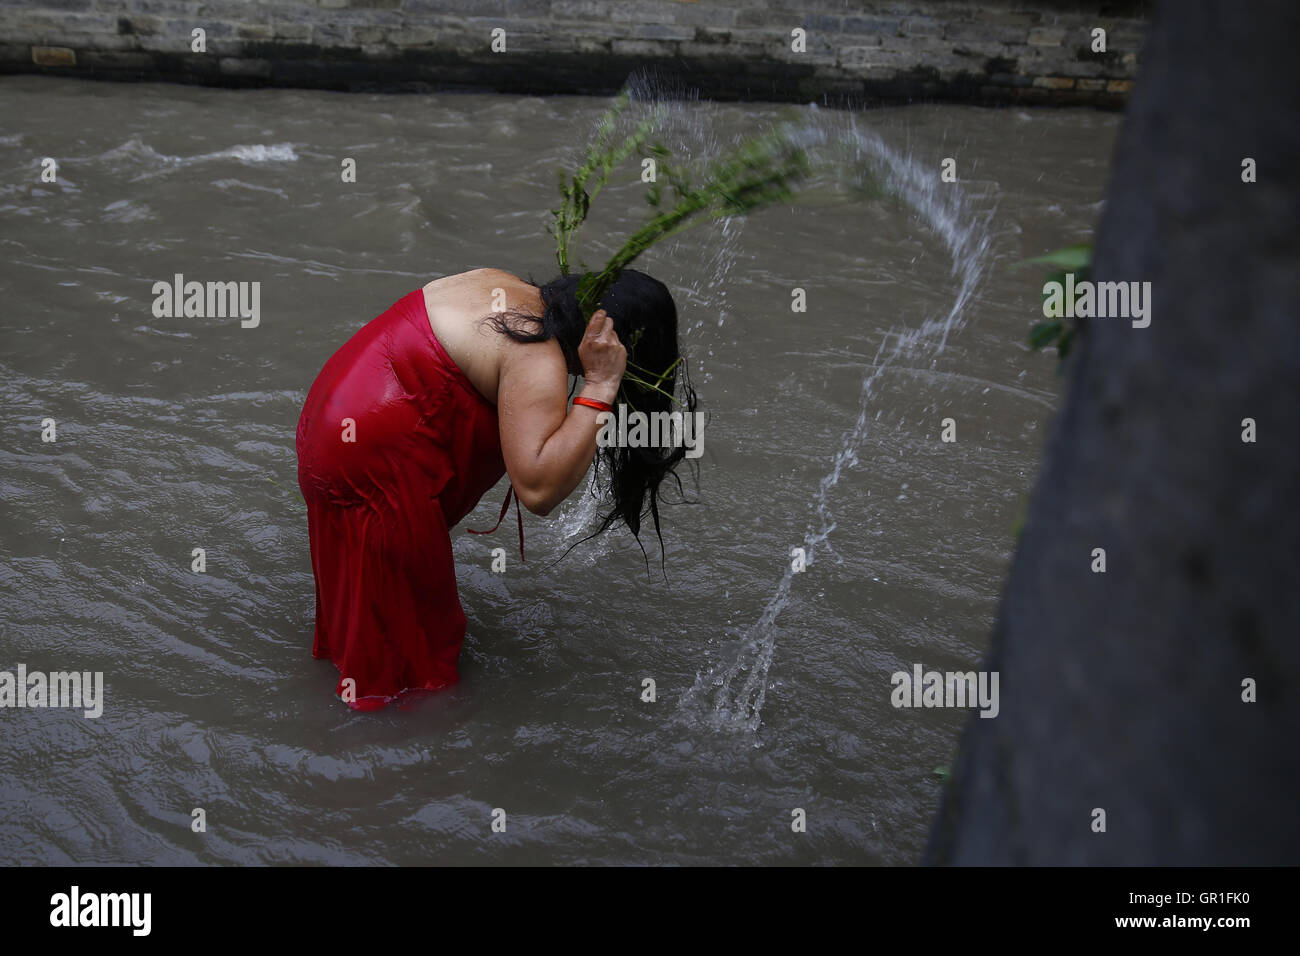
[487, 269, 700, 570]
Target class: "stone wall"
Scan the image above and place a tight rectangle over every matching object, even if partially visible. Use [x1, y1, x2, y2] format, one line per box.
[0, 1, 1148, 106]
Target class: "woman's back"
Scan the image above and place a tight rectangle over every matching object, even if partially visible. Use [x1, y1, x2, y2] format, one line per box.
[422, 268, 545, 407]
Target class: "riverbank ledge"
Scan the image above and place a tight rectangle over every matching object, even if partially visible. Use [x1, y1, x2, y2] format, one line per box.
[0, 0, 1146, 106]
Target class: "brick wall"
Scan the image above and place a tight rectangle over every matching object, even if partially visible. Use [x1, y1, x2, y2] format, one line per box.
[0, 0, 1148, 106]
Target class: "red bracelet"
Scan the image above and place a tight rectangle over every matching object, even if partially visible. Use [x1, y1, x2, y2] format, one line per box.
[572, 396, 614, 413]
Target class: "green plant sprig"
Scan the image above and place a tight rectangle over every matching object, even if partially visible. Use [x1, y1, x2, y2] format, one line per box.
[621, 367, 683, 407]
[1026, 243, 1092, 370]
[573, 126, 811, 323]
[266, 474, 306, 507]
[553, 90, 812, 416]
[635, 355, 681, 389]
[550, 90, 668, 275]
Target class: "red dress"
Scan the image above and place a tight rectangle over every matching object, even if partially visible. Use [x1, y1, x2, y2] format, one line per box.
[295, 288, 520, 710]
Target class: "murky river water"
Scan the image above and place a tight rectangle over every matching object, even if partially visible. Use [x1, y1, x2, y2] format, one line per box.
[0, 75, 1117, 864]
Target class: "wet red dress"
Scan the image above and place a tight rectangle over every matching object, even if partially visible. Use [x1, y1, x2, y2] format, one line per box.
[295, 288, 521, 710]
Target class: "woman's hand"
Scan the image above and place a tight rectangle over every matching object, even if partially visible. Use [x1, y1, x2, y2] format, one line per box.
[577, 309, 626, 395]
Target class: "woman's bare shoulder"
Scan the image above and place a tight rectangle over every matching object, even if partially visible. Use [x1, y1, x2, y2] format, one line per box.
[425, 267, 527, 291]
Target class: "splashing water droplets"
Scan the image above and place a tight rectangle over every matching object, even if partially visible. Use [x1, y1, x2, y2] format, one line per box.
[545, 87, 995, 733]
[678, 113, 995, 735]
[553, 81, 751, 548]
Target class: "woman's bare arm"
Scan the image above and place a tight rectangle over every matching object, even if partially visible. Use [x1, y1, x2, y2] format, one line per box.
[497, 310, 626, 516]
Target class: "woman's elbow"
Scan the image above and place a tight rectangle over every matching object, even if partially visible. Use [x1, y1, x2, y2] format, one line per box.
[509, 457, 581, 516]
[514, 483, 558, 517]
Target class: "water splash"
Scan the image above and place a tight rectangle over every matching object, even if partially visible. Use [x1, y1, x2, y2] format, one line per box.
[678, 113, 995, 733]
[96, 138, 299, 181]
[553, 79, 749, 552]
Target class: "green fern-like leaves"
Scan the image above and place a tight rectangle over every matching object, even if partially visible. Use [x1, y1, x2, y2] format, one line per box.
[551, 91, 811, 323]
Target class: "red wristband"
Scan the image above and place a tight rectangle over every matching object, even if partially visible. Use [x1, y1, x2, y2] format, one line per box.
[573, 396, 614, 413]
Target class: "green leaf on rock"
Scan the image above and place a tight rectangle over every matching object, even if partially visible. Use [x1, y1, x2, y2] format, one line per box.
[1029, 320, 1063, 349]
[1026, 243, 1092, 272]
